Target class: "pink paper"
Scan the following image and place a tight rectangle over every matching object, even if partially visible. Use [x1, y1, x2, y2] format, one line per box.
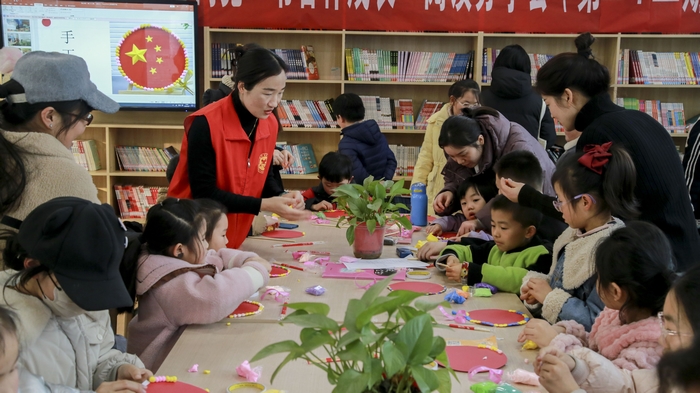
[507, 369, 540, 386]
[236, 360, 262, 382]
[322, 263, 407, 281]
[468, 366, 503, 383]
[188, 364, 198, 373]
[438, 305, 467, 324]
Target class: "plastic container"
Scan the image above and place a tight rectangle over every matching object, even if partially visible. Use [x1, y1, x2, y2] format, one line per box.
[410, 183, 428, 227]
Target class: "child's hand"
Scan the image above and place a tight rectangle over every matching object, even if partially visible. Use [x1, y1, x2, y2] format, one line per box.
[416, 242, 447, 261]
[117, 364, 153, 383]
[245, 257, 272, 272]
[312, 201, 334, 211]
[426, 224, 443, 236]
[456, 220, 478, 236]
[96, 380, 146, 393]
[519, 285, 539, 304]
[525, 278, 553, 303]
[517, 319, 565, 348]
[536, 348, 579, 393]
[445, 256, 463, 282]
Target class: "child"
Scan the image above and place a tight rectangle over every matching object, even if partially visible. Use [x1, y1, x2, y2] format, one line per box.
[520, 142, 638, 331]
[535, 264, 700, 393]
[334, 93, 397, 183]
[437, 195, 552, 294]
[426, 173, 497, 236]
[518, 221, 675, 370]
[302, 151, 353, 211]
[126, 198, 271, 370]
[0, 197, 150, 392]
[198, 198, 229, 251]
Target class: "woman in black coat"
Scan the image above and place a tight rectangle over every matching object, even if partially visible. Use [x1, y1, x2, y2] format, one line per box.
[481, 44, 556, 148]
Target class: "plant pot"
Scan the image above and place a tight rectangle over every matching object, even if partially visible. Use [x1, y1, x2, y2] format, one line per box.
[353, 223, 385, 259]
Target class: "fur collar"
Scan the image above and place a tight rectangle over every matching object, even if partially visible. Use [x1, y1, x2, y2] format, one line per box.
[0, 270, 52, 348]
[1, 130, 72, 159]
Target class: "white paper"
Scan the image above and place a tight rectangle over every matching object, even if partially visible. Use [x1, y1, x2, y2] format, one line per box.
[342, 259, 429, 270]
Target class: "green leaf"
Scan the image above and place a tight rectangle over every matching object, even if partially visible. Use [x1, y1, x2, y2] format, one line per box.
[397, 305, 422, 322]
[333, 369, 370, 393]
[396, 215, 413, 231]
[382, 340, 406, 378]
[373, 182, 386, 201]
[250, 340, 302, 363]
[393, 203, 410, 212]
[283, 313, 339, 332]
[366, 357, 383, 389]
[337, 340, 369, 362]
[428, 336, 446, 359]
[270, 351, 303, 384]
[410, 364, 440, 393]
[335, 183, 361, 199]
[435, 349, 449, 368]
[366, 219, 376, 234]
[414, 298, 444, 312]
[359, 276, 393, 306]
[359, 324, 383, 346]
[299, 328, 336, 353]
[375, 213, 386, 228]
[337, 330, 361, 347]
[287, 302, 330, 316]
[389, 179, 405, 196]
[356, 292, 425, 336]
[363, 176, 374, 189]
[346, 225, 355, 245]
[395, 314, 434, 365]
[435, 367, 454, 393]
[343, 299, 365, 333]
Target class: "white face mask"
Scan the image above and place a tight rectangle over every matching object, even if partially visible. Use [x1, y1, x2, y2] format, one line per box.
[41, 284, 84, 318]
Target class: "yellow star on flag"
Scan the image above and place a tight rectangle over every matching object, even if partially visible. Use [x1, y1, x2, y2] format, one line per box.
[125, 44, 147, 65]
[150, 67, 157, 75]
[154, 45, 162, 52]
[156, 57, 163, 64]
[146, 35, 153, 42]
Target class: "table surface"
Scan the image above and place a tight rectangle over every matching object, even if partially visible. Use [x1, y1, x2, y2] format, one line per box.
[157, 219, 544, 392]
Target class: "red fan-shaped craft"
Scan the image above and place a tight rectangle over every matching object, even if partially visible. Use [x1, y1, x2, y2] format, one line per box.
[387, 282, 446, 295]
[229, 300, 263, 318]
[270, 265, 291, 278]
[146, 381, 207, 393]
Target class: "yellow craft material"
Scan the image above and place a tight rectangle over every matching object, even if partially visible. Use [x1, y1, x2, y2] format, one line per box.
[203, 370, 211, 374]
[415, 240, 428, 249]
[227, 382, 266, 392]
[426, 234, 439, 242]
[462, 285, 470, 292]
[522, 340, 539, 350]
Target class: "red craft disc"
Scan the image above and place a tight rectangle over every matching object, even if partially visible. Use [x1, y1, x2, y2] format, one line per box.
[323, 210, 347, 218]
[440, 232, 458, 238]
[467, 309, 529, 325]
[438, 346, 508, 372]
[270, 265, 291, 277]
[230, 300, 262, 317]
[387, 281, 446, 295]
[261, 230, 304, 239]
[146, 381, 208, 393]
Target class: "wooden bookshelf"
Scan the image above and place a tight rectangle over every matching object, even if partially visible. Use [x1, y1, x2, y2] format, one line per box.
[82, 30, 698, 216]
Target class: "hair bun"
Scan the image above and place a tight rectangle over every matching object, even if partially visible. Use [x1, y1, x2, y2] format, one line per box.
[574, 32, 595, 59]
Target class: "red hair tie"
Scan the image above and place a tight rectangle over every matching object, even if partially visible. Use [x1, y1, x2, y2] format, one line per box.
[578, 142, 613, 175]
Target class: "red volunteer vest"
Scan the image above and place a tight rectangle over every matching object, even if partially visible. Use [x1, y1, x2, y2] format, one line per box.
[168, 97, 278, 248]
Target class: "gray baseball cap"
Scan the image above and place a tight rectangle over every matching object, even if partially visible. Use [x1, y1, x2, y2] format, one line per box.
[9, 51, 119, 114]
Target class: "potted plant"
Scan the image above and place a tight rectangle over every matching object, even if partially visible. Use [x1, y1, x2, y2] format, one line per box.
[251, 277, 456, 393]
[332, 176, 412, 259]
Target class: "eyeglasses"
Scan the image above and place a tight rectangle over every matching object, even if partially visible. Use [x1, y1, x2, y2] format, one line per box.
[552, 194, 596, 212]
[69, 112, 94, 126]
[456, 101, 479, 109]
[658, 312, 693, 338]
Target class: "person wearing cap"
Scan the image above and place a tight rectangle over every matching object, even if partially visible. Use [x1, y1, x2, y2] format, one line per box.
[0, 51, 119, 230]
[0, 197, 151, 393]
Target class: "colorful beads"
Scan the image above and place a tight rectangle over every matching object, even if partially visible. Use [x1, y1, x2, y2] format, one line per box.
[149, 376, 177, 383]
[229, 301, 264, 318]
[203, 370, 211, 374]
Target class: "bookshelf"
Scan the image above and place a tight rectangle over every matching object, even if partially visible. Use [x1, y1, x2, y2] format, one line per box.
[80, 30, 699, 218]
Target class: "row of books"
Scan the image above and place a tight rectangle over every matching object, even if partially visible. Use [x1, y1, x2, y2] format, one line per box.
[481, 48, 553, 84]
[415, 100, 445, 130]
[277, 143, 319, 175]
[360, 96, 415, 130]
[344, 48, 475, 82]
[388, 145, 420, 177]
[114, 185, 166, 219]
[115, 146, 177, 172]
[71, 140, 101, 171]
[210, 43, 319, 80]
[618, 50, 700, 85]
[277, 99, 337, 129]
[616, 98, 687, 133]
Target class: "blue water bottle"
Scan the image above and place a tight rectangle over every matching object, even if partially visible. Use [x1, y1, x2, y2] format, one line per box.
[410, 183, 428, 227]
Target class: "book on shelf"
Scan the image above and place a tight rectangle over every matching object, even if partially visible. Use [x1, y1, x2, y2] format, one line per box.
[301, 45, 320, 80]
[618, 50, 700, 85]
[481, 48, 553, 84]
[71, 140, 101, 171]
[415, 100, 445, 130]
[388, 145, 421, 177]
[276, 143, 319, 175]
[210, 44, 320, 80]
[344, 48, 473, 82]
[114, 185, 165, 219]
[616, 97, 687, 133]
[358, 95, 418, 130]
[115, 146, 172, 172]
[278, 99, 337, 128]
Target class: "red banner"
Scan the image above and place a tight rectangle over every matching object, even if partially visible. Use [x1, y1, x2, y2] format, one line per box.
[199, 0, 700, 33]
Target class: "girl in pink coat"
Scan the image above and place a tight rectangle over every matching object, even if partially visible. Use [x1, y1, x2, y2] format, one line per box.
[126, 198, 271, 370]
[519, 222, 675, 371]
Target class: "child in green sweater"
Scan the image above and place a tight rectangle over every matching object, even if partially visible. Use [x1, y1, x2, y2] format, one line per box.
[437, 195, 552, 294]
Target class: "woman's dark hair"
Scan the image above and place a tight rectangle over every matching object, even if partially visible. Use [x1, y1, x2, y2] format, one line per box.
[595, 221, 676, 323]
[457, 171, 498, 203]
[438, 106, 499, 149]
[1, 229, 51, 300]
[658, 265, 700, 393]
[0, 306, 18, 355]
[551, 143, 639, 220]
[0, 80, 92, 215]
[197, 198, 227, 243]
[494, 45, 531, 75]
[233, 43, 288, 91]
[535, 33, 610, 98]
[448, 79, 481, 104]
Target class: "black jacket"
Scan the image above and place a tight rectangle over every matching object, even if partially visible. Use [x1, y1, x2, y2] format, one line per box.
[481, 67, 556, 148]
[683, 122, 700, 220]
[576, 93, 700, 271]
[339, 120, 397, 183]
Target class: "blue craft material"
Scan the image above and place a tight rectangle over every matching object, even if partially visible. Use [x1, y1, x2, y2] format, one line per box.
[444, 291, 466, 304]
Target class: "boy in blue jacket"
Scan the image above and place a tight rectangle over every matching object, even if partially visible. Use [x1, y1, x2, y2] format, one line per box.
[333, 93, 397, 183]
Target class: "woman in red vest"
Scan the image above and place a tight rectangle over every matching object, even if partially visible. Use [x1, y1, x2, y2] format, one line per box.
[169, 45, 308, 248]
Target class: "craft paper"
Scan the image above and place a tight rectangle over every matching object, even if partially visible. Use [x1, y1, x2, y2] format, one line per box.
[323, 263, 407, 280]
[269, 266, 290, 277]
[439, 346, 508, 372]
[342, 259, 429, 270]
[261, 230, 304, 239]
[144, 381, 208, 393]
[467, 309, 529, 326]
[387, 281, 446, 295]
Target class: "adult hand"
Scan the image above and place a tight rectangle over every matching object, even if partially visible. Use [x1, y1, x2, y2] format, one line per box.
[261, 196, 310, 222]
[117, 364, 152, 383]
[517, 319, 565, 348]
[536, 349, 579, 393]
[433, 191, 453, 215]
[287, 190, 305, 210]
[426, 224, 443, 236]
[416, 242, 447, 261]
[96, 380, 146, 393]
[524, 278, 553, 304]
[273, 149, 295, 169]
[445, 256, 463, 282]
[312, 201, 334, 211]
[456, 220, 478, 237]
[499, 178, 524, 203]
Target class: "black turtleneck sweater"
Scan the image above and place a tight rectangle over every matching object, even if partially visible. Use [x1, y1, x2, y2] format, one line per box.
[187, 91, 283, 215]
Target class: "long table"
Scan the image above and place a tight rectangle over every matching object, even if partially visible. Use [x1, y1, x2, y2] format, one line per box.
[157, 220, 544, 392]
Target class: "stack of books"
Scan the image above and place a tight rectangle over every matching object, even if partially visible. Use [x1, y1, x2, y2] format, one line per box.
[388, 145, 421, 177]
[277, 99, 337, 128]
[276, 143, 319, 175]
[482, 49, 553, 84]
[115, 146, 177, 172]
[358, 96, 417, 130]
[344, 49, 474, 82]
[618, 50, 700, 85]
[617, 98, 686, 133]
[71, 140, 101, 171]
[114, 185, 166, 219]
